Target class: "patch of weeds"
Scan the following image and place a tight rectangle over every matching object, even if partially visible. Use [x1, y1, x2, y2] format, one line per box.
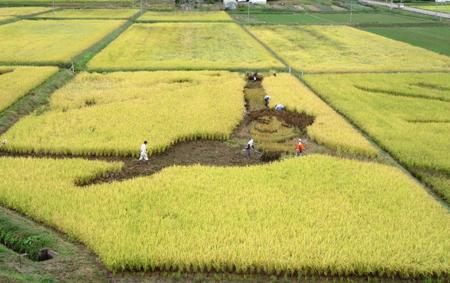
[0, 213, 55, 261]
[85, 98, 96, 107]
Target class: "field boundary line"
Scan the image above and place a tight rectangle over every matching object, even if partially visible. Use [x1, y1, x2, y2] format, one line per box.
[17, 7, 62, 18]
[135, 20, 234, 23]
[233, 21, 290, 71]
[0, 7, 61, 26]
[0, 2, 139, 8]
[0, 61, 69, 67]
[27, 16, 134, 21]
[0, 69, 74, 136]
[304, 70, 450, 74]
[85, 66, 287, 73]
[72, 9, 142, 70]
[238, 22, 449, 27]
[0, 17, 18, 26]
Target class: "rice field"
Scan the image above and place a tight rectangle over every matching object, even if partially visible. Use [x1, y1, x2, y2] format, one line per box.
[233, 12, 433, 25]
[0, 71, 245, 156]
[249, 25, 450, 72]
[0, 66, 58, 113]
[362, 26, 450, 57]
[411, 4, 450, 13]
[0, 6, 51, 16]
[0, 155, 448, 277]
[138, 11, 232, 22]
[35, 8, 138, 19]
[303, 73, 450, 202]
[0, 20, 125, 64]
[0, 7, 449, 282]
[87, 23, 283, 71]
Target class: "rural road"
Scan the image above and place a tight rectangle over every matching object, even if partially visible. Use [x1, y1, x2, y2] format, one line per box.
[359, 0, 450, 19]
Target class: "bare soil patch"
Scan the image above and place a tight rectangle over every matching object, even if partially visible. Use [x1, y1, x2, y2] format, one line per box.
[80, 140, 264, 186]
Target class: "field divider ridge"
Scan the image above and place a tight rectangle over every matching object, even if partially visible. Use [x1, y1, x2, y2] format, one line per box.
[0, 7, 62, 26]
[0, 69, 75, 136]
[135, 20, 234, 23]
[0, 61, 70, 68]
[86, 66, 288, 73]
[0, 2, 138, 8]
[305, 70, 450, 74]
[72, 9, 143, 70]
[17, 7, 63, 19]
[27, 16, 134, 21]
[233, 19, 290, 71]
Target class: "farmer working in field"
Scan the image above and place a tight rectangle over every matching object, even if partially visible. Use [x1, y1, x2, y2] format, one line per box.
[244, 138, 255, 158]
[275, 104, 285, 111]
[264, 95, 271, 108]
[296, 138, 305, 157]
[139, 140, 148, 161]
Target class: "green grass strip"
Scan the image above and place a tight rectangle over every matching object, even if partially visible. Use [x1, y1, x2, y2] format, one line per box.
[72, 9, 142, 70]
[0, 211, 55, 261]
[0, 8, 60, 26]
[0, 69, 74, 135]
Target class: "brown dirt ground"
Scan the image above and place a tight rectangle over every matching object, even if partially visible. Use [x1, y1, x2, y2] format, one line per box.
[0, 69, 13, 76]
[81, 140, 264, 186]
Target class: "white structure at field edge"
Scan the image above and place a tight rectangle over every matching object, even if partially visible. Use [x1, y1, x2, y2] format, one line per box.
[224, 0, 266, 10]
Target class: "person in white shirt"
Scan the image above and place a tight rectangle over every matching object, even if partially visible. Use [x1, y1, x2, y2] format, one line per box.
[139, 140, 148, 161]
[274, 104, 285, 111]
[244, 138, 255, 158]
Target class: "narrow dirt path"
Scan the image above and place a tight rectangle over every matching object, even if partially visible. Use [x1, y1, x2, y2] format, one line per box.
[80, 140, 264, 185]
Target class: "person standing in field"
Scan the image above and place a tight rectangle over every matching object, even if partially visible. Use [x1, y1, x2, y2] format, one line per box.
[264, 95, 271, 108]
[245, 138, 255, 158]
[296, 138, 305, 157]
[139, 140, 148, 161]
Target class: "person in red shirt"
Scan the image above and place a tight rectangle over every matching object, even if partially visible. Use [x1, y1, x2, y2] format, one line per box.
[296, 138, 305, 157]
